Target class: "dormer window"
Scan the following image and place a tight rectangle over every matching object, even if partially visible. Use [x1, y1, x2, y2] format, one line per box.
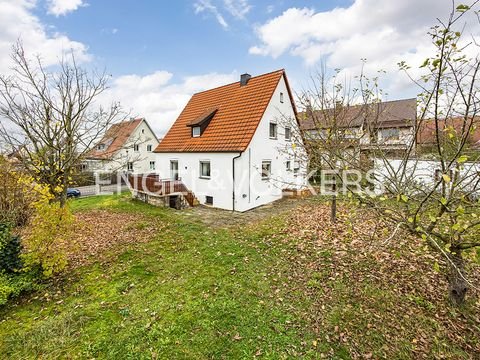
[97, 144, 106, 151]
[280, 92, 284, 103]
[188, 107, 217, 138]
[192, 126, 201, 137]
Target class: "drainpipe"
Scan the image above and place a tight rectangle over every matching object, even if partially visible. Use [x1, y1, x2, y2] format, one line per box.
[232, 152, 242, 212]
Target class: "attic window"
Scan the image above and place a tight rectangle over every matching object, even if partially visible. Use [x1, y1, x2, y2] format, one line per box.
[269, 123, 277, 139]
[280, 92, 284, 103]
[192, 126, 201, 137]
[97, 144, 106, 151]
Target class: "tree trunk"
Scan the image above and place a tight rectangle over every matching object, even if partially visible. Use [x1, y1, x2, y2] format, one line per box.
[331, 181, 337, 223]
[448, 248, 468, 306]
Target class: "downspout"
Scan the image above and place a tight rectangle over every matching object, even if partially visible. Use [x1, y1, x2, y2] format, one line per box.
[232, 152, 242, 212]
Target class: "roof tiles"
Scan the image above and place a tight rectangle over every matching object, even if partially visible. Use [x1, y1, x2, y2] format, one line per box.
[154, 69, 286, 152]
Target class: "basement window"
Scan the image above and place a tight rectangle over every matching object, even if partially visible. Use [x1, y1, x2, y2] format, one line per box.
[261, 161, 272, 180]
[205, 196, 213, 205]
[192, 126, 201, 137]
[269, 123, 277, 139]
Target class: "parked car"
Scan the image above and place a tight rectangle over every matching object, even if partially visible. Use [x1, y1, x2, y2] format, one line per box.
[67, 188, 81, 198]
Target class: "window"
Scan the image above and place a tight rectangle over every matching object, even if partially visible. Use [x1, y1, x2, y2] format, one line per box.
[261, 161, 271, 180]
[170, 160, 179, 180]
[127, 162, 134, 171]
[280, 92, 284, 103]
[192, 126, 201, 137]
[293, 160, 300, 175]
[269, 123, 277, 139]
[381, 128, 400, 140]
[205, 196, 213, 205]
[147, 144, 152, 152]
[149, 161, 155, 171]
[97, 144, 106, 151]
[286, 160, 291, 171]
[142, 129, 145, 134]
[200, 161, 211, 178]
[285, 127, 291, 141]
[134, 144, 139, 151]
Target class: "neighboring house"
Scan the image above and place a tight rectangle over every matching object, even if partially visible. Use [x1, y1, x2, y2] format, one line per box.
[417, 117, 480, 151]
[131, 69, 308, 212]
[299, 98, 417, 157]
[85, 118, 159, 174]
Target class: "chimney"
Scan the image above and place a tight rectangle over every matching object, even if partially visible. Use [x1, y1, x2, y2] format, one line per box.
[240, 73, 251, 86]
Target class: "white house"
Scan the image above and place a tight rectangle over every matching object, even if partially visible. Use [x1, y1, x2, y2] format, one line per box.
[85, 118, 159, 174]
[131, 70, 308, 211]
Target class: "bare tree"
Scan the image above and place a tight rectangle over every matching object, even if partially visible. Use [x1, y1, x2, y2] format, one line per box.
[0, 42, 122, 205]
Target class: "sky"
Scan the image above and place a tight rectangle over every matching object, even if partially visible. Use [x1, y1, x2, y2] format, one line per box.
[0, 0, 478, 136]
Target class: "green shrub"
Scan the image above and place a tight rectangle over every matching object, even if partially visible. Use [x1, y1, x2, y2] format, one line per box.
[0, 223, 23, 273]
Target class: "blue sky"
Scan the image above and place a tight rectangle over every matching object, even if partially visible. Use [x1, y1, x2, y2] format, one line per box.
[1, 0, 476, 135]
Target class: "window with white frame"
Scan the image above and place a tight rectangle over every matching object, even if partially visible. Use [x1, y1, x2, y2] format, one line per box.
[261, 161, 272, 180]
[149, 161, 155, 170]
[97, 144, 106, 151]
[286, 160, 291, 171]
[280, 92, 284, 103]
[381, 128, 400, 140]
[269, 123, 277, 139]
[293, 160, 300, 175]
[134, 144, 139, 151]
[285, 127, 291, 140]
[127, 162, 134, 171]
[200, 161, 211, 178]
[147, 144, 152, 152]
[192, 126, 201, 137]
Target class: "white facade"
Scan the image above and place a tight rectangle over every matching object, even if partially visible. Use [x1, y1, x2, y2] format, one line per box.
[155, 76, 307, 211]
[85, 119, 159, 174]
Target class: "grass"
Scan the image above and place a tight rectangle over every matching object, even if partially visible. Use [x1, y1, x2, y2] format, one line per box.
[0, 193, 478, 359]
[0, 194, 317, 359]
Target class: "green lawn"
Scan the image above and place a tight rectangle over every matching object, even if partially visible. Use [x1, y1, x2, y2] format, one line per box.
[0, 195, 317, 359]
[0, 194, 478, 359]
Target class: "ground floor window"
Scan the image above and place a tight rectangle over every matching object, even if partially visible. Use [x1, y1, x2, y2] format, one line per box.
[127, 162, 134, 171]
[261, 161, 271, 179]
[149, 161, 155, 170]
[200, 161, 211, 178]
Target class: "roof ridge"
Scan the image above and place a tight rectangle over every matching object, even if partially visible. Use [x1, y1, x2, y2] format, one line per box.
[191, 69, 285, 97]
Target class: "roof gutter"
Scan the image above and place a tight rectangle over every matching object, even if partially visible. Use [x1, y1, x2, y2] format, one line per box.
[232, 152, 242, 212]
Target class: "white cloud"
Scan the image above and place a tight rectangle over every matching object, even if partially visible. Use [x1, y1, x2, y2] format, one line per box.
[47, 0, 86, 16]
[0, 0, 90, 74]
[102, 71, 238, 136]
[193, 0, 251, 28]
[223, 0, 251, 19]
[194, 0, 229, 29]
[249, 1, 480, 97]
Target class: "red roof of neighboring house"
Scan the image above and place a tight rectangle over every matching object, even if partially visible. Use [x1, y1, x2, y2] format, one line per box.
[417, 117, 480, 146]
[154, 69, 293, 152]
[299, 98, 417, 130]
[86, 118, 143, 160]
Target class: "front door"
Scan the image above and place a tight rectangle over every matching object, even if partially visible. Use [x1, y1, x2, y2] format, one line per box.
[170, 160, 179, 180]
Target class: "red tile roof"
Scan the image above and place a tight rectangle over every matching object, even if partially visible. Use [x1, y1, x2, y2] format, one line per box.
[86, 118, 143, 160]
[417, 117, 480, 146]
[155, 69, 292, 152]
